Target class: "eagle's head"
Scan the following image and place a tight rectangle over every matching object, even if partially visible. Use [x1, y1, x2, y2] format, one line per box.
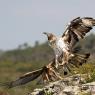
[43, 32, 57, 43]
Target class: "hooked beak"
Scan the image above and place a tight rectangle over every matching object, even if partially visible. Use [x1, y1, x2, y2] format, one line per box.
[43, 32, 48, 35]
[43, 32, 51, 37]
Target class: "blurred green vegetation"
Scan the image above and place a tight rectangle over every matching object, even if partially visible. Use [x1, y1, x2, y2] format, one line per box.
[0, 34, 95, 95]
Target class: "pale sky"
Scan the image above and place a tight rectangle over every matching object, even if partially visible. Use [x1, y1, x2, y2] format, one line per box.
[0, 0, 95, 50]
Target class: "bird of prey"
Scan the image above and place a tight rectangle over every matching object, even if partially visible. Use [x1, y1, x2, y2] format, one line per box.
[1, 17, 94, 88]
[43, 17, 95, 69]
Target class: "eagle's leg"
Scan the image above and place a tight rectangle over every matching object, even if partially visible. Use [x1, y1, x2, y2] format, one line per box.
[61, 52, 68, 65]
[61, 51, 74, 66]
[42, 71, 50, 82]
[58, 52, 71, 75]
[42, 64, 63, 82]
[50, 67, 63, 80]
[55, 55, 59, 69]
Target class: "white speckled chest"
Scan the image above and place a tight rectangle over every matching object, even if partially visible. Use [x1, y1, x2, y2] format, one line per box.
[53, 38, 68, 56]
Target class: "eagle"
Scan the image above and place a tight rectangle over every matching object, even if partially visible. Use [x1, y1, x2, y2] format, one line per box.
[1, 17, 94, 88]
[43, 17, 95, 69]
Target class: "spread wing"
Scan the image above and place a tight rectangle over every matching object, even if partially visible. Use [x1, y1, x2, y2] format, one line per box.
[1, 68, 44, 88]
[62, 17, 95, 49]
[0, 61, 62, 88]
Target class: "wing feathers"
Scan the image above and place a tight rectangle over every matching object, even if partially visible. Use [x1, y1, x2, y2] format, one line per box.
[1, 63, 62, 88]
[2, 68, 44, 88]
[62, 17, 95, 48]
[69, 53, 90, 67]
[82, 17, 95, 26]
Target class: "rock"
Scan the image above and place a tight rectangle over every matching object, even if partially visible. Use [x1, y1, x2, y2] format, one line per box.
[29, 74, 95, 95]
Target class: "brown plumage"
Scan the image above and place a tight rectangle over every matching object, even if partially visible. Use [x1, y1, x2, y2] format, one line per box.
[43, 17, 94, 73]
[0, 68, 44, 88]
[62, 17, 95, 49]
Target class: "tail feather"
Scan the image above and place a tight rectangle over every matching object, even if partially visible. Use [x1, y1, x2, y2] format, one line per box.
[69, 53, 90, 67]
[62, 53, 90, 75]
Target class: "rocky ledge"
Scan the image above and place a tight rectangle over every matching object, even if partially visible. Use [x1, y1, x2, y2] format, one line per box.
[29, 74, 95, 95]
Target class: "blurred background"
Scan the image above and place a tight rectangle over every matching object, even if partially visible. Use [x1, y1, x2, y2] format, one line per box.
[0, 0, 95, 95]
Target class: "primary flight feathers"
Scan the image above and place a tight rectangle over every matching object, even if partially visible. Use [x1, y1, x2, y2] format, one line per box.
[1, 68, 43, 88]
[62, 17, 95, 48]
[1, 60, 63, 88]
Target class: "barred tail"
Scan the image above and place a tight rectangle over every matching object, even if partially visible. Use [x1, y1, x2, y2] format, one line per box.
[63, 53, 90, 75]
